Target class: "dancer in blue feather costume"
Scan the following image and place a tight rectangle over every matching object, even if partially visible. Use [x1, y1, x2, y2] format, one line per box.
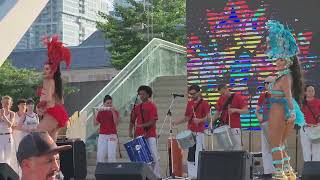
[266, 20, 305, 180]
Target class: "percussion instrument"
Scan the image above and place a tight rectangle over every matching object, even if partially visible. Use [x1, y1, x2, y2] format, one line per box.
[176, 130, 196, 149]
[212, 125, 235, 150]
[124, 136, 154, 163]
[306, 125, 320, 143]
[167, 138, 183, 177]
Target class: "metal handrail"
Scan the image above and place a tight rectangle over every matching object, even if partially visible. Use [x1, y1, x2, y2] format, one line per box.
[68, 38, 186, 141]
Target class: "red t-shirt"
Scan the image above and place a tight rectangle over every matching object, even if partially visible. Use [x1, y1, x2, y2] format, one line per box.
[96, 109, 119, 135]
[216, 93, 247, 128]
[185, 99, 210, 133]
[301, 98, 320, 125]
[131, 101, 158, 138]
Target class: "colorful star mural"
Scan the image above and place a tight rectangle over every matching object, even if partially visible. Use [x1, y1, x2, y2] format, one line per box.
[187, 0, 319, 130]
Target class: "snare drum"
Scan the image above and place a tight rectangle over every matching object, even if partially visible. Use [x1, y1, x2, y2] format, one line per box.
[212, 125, 235, 150]
[176, 130, 196, 149]
[124, 136, 154, 163]
[306, 125, 320, 143]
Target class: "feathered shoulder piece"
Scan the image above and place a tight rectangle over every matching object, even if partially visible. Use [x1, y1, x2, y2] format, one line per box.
[265, 20, 299, 60]
[43, 35, 71, 71]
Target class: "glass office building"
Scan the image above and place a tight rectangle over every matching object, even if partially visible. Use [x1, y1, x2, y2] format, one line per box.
[15, 0, 112, 49]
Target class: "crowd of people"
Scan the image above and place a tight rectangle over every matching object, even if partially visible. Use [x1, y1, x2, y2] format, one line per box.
[0, 97, 39, 174]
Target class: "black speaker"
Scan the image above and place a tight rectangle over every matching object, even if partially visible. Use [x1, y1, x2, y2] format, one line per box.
[95, 162, 157, 180]
[197, 151, 253, 180]
[0, 163, 19, 180]
[56, 138, 87, 180]
[302, 161, 320, 180]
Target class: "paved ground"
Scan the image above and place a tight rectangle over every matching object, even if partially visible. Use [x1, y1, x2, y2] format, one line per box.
[160, 175, 301, 180]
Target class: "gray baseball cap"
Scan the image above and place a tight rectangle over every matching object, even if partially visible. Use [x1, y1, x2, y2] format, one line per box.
[16, 132, 71, 164]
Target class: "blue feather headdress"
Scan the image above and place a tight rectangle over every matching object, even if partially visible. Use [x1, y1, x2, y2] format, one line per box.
[265, 20, 299, 63]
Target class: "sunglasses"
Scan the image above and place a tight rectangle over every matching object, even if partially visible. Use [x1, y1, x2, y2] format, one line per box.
[264, 82, 271, 84]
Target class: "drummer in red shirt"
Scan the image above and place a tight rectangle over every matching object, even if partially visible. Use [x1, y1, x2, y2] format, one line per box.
[173, 85, 210, 179]
[300, 85, 320, 161]
[129, 85, 160, 178]
[94, 95, 120, 163]
[212, 84, 248, 150]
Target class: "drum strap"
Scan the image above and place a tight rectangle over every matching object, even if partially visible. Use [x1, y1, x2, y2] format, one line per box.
[140, 103, 151, 133]
[130, 94, 139, 138]
[222, 94, 235, 110]
[189, 99, 203, 124]
[219, 94, 235, 124]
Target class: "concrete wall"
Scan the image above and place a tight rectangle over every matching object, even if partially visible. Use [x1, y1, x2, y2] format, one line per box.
[62, 68, 118, 83]
[64, 80, 110, 116]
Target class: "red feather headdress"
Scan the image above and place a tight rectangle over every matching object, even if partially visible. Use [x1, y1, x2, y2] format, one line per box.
[43, 35, 71, 72]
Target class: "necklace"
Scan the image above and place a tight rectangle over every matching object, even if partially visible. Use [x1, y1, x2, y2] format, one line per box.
[276, 68, 291, 79]
[268, 69, 291, 91]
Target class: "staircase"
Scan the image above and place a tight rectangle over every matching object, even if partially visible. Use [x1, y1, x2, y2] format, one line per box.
[86, 75, 188, 179]
[64, 38, 187, 179]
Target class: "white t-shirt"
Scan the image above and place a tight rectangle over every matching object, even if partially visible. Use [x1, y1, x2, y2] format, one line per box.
[14, 112, 22, 127]
[22, 113, 39, 130]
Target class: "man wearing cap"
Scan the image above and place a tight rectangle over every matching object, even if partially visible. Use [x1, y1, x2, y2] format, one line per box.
[255, 76, 276, 178]
[16, 131, 71, 180]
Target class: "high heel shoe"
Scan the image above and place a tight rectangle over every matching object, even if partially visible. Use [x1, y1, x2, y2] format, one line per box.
[284, 168, 296, 180]
[273, 170, 288, 180]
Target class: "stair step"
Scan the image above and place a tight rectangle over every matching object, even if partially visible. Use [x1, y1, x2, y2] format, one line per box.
[153, 87, 187, 93]
[153, 80, 187, 85]
[152, 75, 186, 82]
[153, 97, 187, 104]
[153, 86, 187, 92]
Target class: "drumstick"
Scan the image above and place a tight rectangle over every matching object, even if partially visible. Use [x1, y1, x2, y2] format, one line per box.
[116, 134, 122, 158]
[210, 117, 214, 150]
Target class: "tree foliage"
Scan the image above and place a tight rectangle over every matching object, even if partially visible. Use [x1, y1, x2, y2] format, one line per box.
[0, 61, 41, 106]
[97, 0, 185, 69]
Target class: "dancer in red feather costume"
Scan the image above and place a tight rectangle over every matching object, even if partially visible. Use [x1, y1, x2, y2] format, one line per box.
[36, 36, 71, 141]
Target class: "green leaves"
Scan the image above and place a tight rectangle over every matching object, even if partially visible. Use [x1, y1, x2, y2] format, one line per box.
[97, 0, 186, 70]
[0, 61, 40, 86]
[0, 61, 41, 110]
